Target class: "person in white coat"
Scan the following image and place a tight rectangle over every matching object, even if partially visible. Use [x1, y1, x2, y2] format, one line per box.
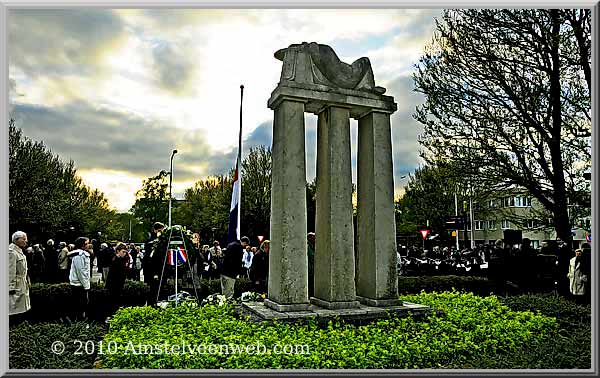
[69, 237, 91, 321]
[567, 249, 588, 304]
[9, 231, 31, 325]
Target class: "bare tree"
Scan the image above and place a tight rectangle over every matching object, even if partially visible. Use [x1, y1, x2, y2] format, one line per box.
[413, 9, 591, 246]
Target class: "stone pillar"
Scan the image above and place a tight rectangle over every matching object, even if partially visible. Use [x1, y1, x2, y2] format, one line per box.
[312, 106, 359, 309]
[356, 111, 401, 306]
[265, 99, 310, 312]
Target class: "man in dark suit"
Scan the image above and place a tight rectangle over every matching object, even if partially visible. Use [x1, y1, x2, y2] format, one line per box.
[220, 236, 248, 298]
[143, 222, 166, 305]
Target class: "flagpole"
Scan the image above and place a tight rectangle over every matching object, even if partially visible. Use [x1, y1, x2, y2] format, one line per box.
[237, 84, 244, 241]
[175, 248, 178, 307]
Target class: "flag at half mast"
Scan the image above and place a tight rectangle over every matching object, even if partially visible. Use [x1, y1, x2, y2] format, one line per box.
[227, 85, 244, 243]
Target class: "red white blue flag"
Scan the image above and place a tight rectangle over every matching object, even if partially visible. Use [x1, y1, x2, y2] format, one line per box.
[227, 85, 244, 244]
[167, 246, 188, 265]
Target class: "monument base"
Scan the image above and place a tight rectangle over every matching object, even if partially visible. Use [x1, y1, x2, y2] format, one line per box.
[356, 296, 403, 307]
[310, 297, 361, 310]
[264, 298, 310, 312]
[240, 300, 431, 324]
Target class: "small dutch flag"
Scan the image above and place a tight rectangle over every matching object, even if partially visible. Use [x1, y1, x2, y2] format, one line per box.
[168, 247, 188, 265]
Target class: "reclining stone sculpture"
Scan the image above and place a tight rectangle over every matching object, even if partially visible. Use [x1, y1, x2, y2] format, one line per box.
[275, 42, 386, 94]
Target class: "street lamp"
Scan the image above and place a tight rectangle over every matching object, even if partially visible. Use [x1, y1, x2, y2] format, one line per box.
[169, 149, 178, 227]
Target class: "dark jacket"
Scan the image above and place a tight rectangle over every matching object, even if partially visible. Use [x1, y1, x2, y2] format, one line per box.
[105, 255, 129, 294]
[250, 250, 268, 283]
[143, 236, 160, 282]
[98, 246, 115, 269]
[44, 245, 58, 275]
[221, 241, 244, 279]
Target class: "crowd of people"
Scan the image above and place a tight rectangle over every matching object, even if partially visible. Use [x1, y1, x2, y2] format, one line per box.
[9, 226, 591, 326]
[396, 237, 592, 304]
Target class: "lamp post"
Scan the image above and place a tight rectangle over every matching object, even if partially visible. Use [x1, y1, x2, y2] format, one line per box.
[169, 149, 178, 227]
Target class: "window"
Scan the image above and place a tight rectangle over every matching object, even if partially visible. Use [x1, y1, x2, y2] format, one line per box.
[475, 220, 485, 230]
[473, 202, 480, 211]
[501, 220, 510, 229]
[487, 220, 497, 230]
[527, 219, 539, 229]
[488, 199, 496, 208]
[514, 196, 532, 207]
[502, 197, 515, 207]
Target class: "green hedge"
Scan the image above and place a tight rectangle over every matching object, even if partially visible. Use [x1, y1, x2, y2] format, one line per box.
[27, 281, 149, 322]
[9, 321, 106, 369]
[499, 294, 591, 326]
[99, 292, 557, 369]
[494, 294, 591, 369]
[26, 278, 253, 322]
[398, 275, 519, 296]
[23, 276, 552, 323]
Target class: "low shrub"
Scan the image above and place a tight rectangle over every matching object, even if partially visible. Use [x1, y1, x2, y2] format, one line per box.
[9, 321, 106, 369]
[494, 293, 591, 369]
[499, 294, 591, 327]
[99, 292, 557, 369]
[26, 275, 525, 323]
[26, 278, 253, 322]
[398, 275, 519, 296]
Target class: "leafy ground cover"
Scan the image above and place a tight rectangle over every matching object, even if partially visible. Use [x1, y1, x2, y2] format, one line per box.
[10, 291, 590, 369]
[98, 292, 563, 369]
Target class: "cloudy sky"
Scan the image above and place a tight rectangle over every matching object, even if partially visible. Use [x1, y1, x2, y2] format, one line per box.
[9, 8, 440, 212]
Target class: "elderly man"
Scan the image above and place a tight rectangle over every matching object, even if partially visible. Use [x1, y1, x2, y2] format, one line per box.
[57, 242, 70, 282]
[9, 231, 31, 325]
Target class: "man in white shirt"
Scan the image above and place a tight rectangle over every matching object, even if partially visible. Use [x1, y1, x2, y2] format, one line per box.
[69, 237, 91, 321]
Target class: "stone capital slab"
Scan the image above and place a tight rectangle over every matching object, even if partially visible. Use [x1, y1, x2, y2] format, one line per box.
[268, 82, 397, 119]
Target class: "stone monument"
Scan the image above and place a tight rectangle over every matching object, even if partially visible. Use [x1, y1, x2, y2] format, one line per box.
[264, 42, 401, 312]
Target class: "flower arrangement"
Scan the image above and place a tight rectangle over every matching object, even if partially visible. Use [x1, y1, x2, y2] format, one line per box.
[240, 291, 265, 302]
[201, 293, 228, 306]
[157, 291, 198, 309]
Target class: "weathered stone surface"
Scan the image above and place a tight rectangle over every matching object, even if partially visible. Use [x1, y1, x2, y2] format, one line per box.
[240, 301, 431, 324]
[310, 297, 360, 310]
[274, 42, 385, 94]
[264, 299, 310, 312]
[267, 44, 406, 318]
[356, 296, 403, 307]
[356, 111, 398, 303]
[268, 99, 309, 308]
[313, 106, 357, 307]
[268, 83, 396, 119]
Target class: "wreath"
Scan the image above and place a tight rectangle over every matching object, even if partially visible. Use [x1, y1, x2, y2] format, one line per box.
[152, 225, 199, 271]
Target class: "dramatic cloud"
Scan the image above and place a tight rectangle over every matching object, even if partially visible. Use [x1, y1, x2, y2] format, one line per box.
[12, 101, 216, 181]
[386, 75, 427, 185]
[8, 9, 437, 210]
[9, 9, 126, 77]
[151, 40, 197, 95]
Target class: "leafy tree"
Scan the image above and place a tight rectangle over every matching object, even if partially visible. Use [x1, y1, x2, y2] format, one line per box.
[240, 146, 272, 241]
[176, 174, 233, 244]
[396, 161, 470, 243]
[130, 170, 170, 234]
[9, 119, 117, 243]
[413, 9, 591, 246]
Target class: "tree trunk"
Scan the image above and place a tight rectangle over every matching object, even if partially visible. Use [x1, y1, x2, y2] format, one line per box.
[549, 9, 572, 250]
